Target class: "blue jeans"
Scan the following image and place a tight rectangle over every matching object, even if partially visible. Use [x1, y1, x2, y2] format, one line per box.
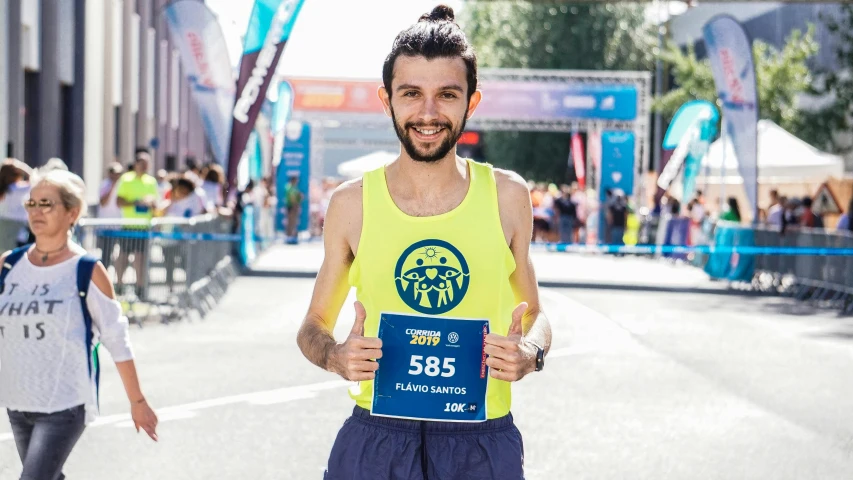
[7, 405, 86, 480]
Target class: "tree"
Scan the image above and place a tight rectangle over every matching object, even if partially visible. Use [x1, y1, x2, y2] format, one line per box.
[459, 3, 656, 183]
[798, 5, 853, 156]
[653, 25, 819, 142]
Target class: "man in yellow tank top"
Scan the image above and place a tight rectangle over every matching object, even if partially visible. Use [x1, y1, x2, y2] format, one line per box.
[297, 5, 551, 479]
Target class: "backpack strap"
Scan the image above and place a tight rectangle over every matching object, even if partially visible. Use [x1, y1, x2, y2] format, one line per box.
[76, 255, 101, 406]
[0, 245, 31, 294]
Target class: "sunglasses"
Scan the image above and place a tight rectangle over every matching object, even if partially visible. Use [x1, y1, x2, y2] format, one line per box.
[22, 199, 58, 213]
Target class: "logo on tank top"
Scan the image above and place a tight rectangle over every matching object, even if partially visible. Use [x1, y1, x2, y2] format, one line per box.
[394, 239, 470, 315]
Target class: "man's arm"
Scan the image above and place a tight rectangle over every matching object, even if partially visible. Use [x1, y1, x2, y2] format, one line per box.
[496, 170, 552, 355]
[483, 170, 552, 382]
[296, 180, 381, 381]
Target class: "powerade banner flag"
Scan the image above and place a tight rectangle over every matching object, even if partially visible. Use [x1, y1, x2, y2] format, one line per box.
[163, 0, 235, 169]
[703, 15, 759, 218]
[228, 0, 305, 193]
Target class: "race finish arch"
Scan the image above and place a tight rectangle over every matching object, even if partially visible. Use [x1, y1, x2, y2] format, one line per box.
[284, 68, 651, 241]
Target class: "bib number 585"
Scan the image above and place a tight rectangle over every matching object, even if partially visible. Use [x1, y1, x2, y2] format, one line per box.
[408, 355, 456, 378]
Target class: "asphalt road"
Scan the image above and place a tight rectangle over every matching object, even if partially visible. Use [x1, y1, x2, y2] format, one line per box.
[1, 272, 853, 479]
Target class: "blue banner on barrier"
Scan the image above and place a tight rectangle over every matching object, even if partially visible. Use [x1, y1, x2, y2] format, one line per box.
[704, 223, 755, 281]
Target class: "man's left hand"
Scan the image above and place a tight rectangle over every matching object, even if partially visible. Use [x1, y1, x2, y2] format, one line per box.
[484, 302, 536, 382]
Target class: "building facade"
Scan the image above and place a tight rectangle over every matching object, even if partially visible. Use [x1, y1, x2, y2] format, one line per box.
[1, 0, 211, 203]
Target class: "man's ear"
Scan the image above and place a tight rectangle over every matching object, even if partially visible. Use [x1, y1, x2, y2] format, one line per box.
[466, 90, 482, 119]
[378, 86, 392, 117]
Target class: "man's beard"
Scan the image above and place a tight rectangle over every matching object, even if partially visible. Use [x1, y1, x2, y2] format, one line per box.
[390, 106, 468, 163]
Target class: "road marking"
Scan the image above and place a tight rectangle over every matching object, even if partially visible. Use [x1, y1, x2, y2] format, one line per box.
[0, 379, 352, 443]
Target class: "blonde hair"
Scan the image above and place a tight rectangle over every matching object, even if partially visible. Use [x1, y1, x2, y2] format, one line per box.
[30, 169, 87, 225]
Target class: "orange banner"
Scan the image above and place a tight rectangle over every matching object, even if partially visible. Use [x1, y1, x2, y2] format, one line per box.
[287, 78, 385, 114]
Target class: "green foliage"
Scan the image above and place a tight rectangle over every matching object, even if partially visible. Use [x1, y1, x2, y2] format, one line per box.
[798, 5, 853, 154]
[459, 2, 656, 183]
[654, 25, 819, 140]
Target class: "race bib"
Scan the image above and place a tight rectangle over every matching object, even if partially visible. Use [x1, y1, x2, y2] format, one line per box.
[372, 312, 490, 422]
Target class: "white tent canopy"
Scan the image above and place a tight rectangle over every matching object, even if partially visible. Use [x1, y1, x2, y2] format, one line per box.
[337, 150, 398, 179]
[698, 119, 845, 184]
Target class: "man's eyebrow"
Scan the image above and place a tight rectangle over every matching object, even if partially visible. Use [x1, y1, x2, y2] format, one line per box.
[395, 84, 465, 93]
[439, 85, 465, 93]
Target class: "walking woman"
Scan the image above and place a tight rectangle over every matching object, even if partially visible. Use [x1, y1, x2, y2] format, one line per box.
[0, 158, 34, 247]
[0, 169, 158, 479]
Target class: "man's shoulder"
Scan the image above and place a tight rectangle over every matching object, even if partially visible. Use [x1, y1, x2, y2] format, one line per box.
[493, 168, 529, 202]
[328, 178, 363, 208]
[324, 179, 363, 246]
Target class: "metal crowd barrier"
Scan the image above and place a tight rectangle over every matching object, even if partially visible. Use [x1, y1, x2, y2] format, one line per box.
[749, 226, 853, 314]
[73, 214, 240, 324]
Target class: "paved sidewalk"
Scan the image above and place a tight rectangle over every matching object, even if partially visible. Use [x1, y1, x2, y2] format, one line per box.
[249, 241, 728, 293]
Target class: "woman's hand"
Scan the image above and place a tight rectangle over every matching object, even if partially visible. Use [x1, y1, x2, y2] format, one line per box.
[131, 399, 159, 441]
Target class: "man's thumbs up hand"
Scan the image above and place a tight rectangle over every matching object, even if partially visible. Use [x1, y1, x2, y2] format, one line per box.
[329, 301, 383, 382]
[484, 302, 537, 382]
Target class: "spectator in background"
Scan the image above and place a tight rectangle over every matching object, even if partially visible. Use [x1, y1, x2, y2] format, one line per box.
[96, 162, 125, 270]
[0, 159, 34, 246]
[799, 197, 823, 229]
[98, 162, 124, 219]
[554, 184, 577, 245]
[719, 197, 741, 223]
[162, 177, 209, 218]
[156, 169, 170, 199]
[836, 197, 853, 232]
[690, 192, 706, 223]
[116, 153, 158, 220]
[183, 156, 202, 187]
[780, 197, 799, 234]
[766, 189, 783, 228]
[606, 189, 628, 247]
[201, 165, 225, 209]
[115, 153, 158, 298]
[284, 175, 304, 244]
[231, 179, 255, 238]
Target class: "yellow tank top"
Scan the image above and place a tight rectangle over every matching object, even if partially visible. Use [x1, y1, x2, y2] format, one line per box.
[348, 159, 518, 419]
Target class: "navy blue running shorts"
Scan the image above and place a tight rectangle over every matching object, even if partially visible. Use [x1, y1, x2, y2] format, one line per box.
[323, 406, 525, 480]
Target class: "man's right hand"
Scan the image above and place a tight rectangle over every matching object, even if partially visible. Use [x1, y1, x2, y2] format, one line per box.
[328, 301, 383, 381]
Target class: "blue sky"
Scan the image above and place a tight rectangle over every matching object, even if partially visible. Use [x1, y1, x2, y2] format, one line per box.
[206, 0, 464, 79]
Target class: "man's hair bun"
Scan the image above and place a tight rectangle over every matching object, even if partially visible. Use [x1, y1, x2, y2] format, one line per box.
[419, 4, 455, 23]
